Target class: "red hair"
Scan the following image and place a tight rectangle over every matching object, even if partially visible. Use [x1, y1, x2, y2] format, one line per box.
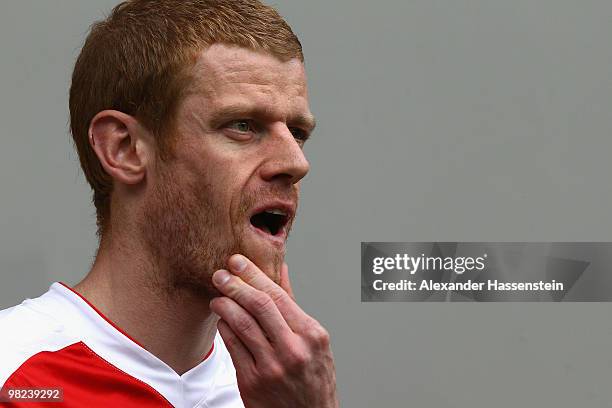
[69, 0, 303, 237]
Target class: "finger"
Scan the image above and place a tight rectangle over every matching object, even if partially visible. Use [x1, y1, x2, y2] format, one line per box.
[212, 268, 292, 344]
[279, 262, 295, 301]
[217, 319, 255, 373]
[210, 295, 274, 364]
[227, 254, 308, 331]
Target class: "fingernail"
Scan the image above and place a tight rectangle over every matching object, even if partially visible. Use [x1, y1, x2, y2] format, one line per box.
[213, 269, 231, 286]
[229, 255, 247, 272]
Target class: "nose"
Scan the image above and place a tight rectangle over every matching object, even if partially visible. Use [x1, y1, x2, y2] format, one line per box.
[259, 123, 310, 185]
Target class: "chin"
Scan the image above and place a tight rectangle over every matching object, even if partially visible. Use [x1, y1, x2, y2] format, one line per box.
[240, 244, 284, 284]
[261, 262, 281, 284]
[253, 254, 283, 284]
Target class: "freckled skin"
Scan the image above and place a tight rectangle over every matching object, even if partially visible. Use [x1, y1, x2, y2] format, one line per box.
[140, 44, 312, 297]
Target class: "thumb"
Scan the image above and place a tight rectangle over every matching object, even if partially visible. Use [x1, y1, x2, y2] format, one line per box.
[279, 262, 296, 300]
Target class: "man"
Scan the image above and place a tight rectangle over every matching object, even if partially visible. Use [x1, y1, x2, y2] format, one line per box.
[0, 1, 338, 407]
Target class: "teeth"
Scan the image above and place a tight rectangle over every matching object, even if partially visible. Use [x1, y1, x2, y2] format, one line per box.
[265, 209, 286, 216]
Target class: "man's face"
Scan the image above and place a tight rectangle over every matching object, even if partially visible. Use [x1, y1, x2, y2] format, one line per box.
[140, 44, 314, 297]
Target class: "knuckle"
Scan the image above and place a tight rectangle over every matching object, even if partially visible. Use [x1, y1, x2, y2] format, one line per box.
[286, 346, 310, 371]
[225, 333, 242, 349]
[234, 315, 255, 334]
[250, 292, 274, 313]
[269, 289, 285, 303]
[270, 289, 292, 308]
[262, 363, 285, 383]
[306, 321, 330, 347]
[317, 328, 331, 347]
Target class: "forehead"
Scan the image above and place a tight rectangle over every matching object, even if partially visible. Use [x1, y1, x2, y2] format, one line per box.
[189, 44, 309, 111]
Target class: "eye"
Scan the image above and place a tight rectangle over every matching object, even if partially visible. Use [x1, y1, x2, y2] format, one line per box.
[289, 127, 309, 143]
[227, 120, 254, 133]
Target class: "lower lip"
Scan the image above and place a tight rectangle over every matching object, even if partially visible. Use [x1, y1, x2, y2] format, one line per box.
[248, 224, 287, 248]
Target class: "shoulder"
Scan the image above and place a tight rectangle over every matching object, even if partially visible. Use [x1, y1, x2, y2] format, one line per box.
[0, 293, 78, 387]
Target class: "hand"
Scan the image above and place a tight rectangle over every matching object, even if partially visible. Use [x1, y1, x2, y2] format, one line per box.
[209, 254, 338, 408]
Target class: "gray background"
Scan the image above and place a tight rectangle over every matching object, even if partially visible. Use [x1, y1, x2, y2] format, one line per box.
[2, 1, 612, 407]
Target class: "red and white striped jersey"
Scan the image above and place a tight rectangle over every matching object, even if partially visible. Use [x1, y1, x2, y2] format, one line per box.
[0, 282, 245, 407]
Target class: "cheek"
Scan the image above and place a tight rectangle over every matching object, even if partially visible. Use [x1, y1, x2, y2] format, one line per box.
[195, 161, 245, 227]
[182, 142, 257, 225]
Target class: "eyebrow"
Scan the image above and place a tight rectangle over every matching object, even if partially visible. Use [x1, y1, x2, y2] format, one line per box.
[210, 104, 317, 133]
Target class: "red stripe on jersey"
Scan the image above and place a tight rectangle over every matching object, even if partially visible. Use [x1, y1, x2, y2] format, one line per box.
[203, 342, 215, 362]
[58, 282, 215, 362]
[58, 282, 146, 349]
[0, 342, 172, 407]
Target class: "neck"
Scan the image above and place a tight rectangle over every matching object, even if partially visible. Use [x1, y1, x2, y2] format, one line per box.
[74, 229, 218, 376]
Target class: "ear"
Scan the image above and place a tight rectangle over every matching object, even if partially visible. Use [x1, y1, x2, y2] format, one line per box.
[88, 110, 150, 185]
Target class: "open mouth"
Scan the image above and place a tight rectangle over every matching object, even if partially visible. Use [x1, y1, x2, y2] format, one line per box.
[249, 209, 289, 237]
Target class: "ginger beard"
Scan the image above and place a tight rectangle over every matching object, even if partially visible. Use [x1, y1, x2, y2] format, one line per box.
[139, 159, 295, 299]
